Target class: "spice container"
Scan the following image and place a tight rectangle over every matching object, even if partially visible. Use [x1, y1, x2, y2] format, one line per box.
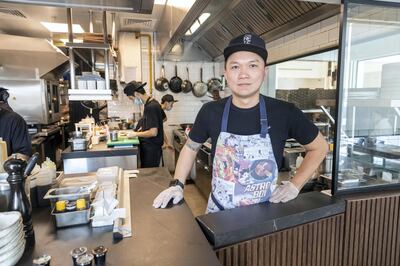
[76, 253, 94, 266]
[92, 245, 108, 266]
[33, 254, 52, 266]
[71, 247, 87, 266]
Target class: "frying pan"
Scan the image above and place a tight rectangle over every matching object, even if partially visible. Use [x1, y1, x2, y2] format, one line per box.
[208, 64, 222, 93]
[155, 65, 169, 92]
[169, 64, 182, 93]
[181, 67, 193, 93]
[192, 67, 208, 97]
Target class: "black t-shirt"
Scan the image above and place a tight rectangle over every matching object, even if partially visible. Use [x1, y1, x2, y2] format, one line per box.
[0, 108, 32, 156]
[161, 109, 167, 122]
[189, 95, 319, 169]
[140, 98, 164, 146]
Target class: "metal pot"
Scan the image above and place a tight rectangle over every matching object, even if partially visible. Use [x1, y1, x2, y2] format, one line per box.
[169, 64, 182, 93]
[155, 65, 169, 92]
[192, 67, 208, 97]
[181, 67, 193, 93]
[208, 64, 222, 93]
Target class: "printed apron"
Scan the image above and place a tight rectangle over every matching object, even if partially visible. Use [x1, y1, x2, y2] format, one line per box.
[206, 96, 278, 213]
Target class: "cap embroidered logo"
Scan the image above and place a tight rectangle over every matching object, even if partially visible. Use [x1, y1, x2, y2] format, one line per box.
[243, 34, 252, 44]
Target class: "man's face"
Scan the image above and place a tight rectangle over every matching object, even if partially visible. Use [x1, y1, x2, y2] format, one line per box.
[224, 51, 266, 99]
[165, 102, 174, 111]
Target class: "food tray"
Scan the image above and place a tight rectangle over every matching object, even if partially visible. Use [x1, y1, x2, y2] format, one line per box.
[51, 207, 91, 228]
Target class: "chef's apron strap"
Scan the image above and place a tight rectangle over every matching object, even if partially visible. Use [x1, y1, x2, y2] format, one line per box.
[259, 97, 268, 138]
[221, 97, 232, 132]
[210, 193, 225, 211]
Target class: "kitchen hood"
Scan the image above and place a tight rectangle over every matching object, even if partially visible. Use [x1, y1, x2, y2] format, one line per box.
[0, 33, 68, 78]
[162, 0, 340, 60]
[0, 0, 154, 13]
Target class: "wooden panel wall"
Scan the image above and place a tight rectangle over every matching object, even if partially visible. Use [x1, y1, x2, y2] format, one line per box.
[216, 214, 344, 266]
[343, 196, 400, 266]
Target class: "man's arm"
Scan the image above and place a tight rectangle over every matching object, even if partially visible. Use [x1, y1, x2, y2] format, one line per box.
[174, 138, 202, 184]
[291, 132, 329, 189]
[134, 128, 158, 138]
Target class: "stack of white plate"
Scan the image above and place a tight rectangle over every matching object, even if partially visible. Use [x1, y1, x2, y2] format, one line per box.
[0, 211, 26, 266]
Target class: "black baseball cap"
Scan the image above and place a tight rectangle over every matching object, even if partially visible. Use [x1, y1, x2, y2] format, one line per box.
[161, 94, 178, 104]
[123, 81, 147, 96]
[224, 33, 268, 63]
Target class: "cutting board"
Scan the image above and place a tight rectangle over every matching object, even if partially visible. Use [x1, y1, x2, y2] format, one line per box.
[107, 137, 139, 147]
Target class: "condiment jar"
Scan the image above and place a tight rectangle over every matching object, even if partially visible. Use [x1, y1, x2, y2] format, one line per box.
[92, 245, 108, 265]
[76, 198, 86, 210]
[33, 254, 51, 266]
[76, 253, 94, 266]
[71, 246, 87, 266]
[55, 200, 66, 212]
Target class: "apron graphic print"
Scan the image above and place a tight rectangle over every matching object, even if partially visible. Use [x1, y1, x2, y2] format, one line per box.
[207, 97, 278, 213]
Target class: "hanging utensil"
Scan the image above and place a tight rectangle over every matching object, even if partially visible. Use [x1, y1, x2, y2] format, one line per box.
[169, 64, 182, 93]
[155, 65, 169, 92]
[193, 67, 208, 97]
[181, 67, 193, 93]
[207, 64, 222, 93]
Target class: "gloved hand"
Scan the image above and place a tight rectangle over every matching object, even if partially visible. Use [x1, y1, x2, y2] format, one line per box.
[269, 181, 300, 203]
[153, 186, 183, 208]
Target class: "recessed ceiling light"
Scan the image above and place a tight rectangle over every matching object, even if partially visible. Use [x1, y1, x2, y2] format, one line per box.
[60, 39, 84, 44]
[41, 22, 85, 33]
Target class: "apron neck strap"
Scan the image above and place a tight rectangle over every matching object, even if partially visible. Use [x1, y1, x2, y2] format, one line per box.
[221, 96, 269, 138]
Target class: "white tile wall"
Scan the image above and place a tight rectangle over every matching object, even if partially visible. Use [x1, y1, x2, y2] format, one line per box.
[267, 15, 340, 64]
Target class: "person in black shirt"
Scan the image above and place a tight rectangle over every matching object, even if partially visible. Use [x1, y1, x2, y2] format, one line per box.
[153, 33, 328, 211]
[123, 81, 164, 168]
[0, 88, 31, 159]
[160, 94, 178, 149]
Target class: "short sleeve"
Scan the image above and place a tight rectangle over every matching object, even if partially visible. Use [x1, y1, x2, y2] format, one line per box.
[188, 104, 209, 144]
[288, 104, 319, 145]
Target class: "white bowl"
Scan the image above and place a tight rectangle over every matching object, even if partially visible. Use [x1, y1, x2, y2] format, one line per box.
[0, 212, 22, 238]
[0, 237, 25, 266]
[0, 221, 23, 249]
[0, 229, 24, 257]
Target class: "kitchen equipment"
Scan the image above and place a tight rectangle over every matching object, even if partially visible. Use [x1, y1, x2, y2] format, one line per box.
[70, 138, 88, 151]
[3, 152, 39, 247]
[110, 131, 118, 142]
[181, 67, 193, 93]
[207, 64, 222, 93]
[155, 65, 169, 92]
[76, 253, 94, 266]
[193, 67, 208, 97]
[51, 207, 91, 227]
[169, 64, 183, 93]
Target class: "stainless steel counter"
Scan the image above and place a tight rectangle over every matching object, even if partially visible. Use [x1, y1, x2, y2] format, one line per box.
[62, 142, 138, 174]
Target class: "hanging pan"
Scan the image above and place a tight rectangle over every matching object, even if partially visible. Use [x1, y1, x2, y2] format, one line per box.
[155, 65, 170, 92]
[208, 64, 222, 93]
[181, 67, 193, 93]
[169, 64, 182, 93]
[193, 67, 208, 97]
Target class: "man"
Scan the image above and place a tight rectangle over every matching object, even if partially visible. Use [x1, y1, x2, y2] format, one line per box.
[153, 33, 328, 212]
[123, 81, 164, 168]
[0, 87, 31, 159]
[160, 94, 178, 149]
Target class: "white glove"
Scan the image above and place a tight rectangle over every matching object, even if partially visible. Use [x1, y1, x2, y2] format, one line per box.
[269, 181, 299, 203]
[153, 186, 183, 208]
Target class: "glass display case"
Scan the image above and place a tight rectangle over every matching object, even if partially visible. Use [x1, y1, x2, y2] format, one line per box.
[334, 0, 400, 194]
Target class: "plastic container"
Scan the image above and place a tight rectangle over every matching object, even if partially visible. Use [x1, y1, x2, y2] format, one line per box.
[96, 166, 119, 184]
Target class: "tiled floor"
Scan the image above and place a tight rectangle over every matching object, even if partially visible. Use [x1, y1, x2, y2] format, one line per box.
[184, 184, 207, 217]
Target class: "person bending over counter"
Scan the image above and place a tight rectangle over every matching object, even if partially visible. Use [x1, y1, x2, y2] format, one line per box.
[123, 81, 164, 168]
[153, 33, 328, 213]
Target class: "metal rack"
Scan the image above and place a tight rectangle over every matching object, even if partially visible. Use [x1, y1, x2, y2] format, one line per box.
[66, 8, 112, 101]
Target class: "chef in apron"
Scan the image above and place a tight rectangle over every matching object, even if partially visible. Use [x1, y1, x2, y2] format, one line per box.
[153, 33, 328, 211]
